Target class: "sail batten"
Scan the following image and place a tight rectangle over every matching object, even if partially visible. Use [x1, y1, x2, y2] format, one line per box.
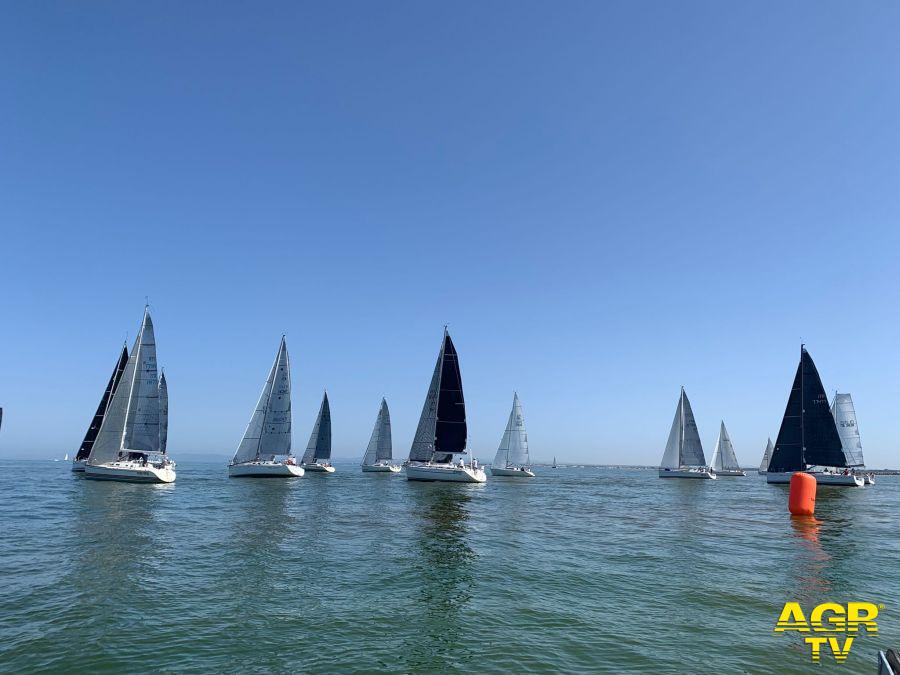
[302, 392, 331, 464]
[492, 393, 530, 468]
[831, 393, 864, 467]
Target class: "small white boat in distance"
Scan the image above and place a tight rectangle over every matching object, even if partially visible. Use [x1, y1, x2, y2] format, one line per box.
[490, 393, 534, 477]
[361, 398, 400, 473]
[709, 421, 746, 477]
[72, 344, 129, 472]
[228, 337, 303, 478]
[758, 437, 773, 475]
[406, 328, 486, 483]
[658, 387, 715, 479]
[84, 308, 176, 484]
[302, 391, 335, 473]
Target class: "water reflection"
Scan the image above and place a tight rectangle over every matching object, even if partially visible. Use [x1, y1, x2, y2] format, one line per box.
[403, 484, 476, 671]
[229, 479, 295, 588]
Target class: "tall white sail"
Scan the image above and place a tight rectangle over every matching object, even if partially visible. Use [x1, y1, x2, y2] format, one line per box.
[362, 398, 392, 466]
[759, 438, 773, 472]
[408, 338, 444, 463]
[492, 393, 530, 469]
[89, 309, 159, 465]
[831, 393, 864, 467]
[232, 337, 291, 464]
[159, 371, 168, 454]
[302, 392, 331, 464]
[710, 421, 740, 472]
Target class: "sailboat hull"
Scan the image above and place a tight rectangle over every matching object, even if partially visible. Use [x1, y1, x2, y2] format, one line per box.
[766, 471, 864, 487]
[71, 459, 87, 473]
[84, 461, 176, 484]
[406, 463, 487, 483]
[302, 463, 336, 473]
[713, 469, 746, 477]
[658, 468, 716, 479]
[228, 461, 304, 477]
[362, 463, 401, 473]
[490, 467, 535, 477]
[864, 474, 875, 485]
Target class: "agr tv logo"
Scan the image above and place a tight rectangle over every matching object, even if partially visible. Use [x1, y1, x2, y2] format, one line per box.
[775, 602, 882, 662]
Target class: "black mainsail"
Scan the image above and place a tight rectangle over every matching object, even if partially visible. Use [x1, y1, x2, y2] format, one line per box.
[768, 346, 846, 473]
[75, 345, 129, 462]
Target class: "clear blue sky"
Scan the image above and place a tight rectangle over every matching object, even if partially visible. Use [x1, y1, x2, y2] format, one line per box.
[1, 2, 898, 466]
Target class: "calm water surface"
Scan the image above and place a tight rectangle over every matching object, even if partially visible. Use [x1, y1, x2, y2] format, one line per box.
[1, 460, 897, 673]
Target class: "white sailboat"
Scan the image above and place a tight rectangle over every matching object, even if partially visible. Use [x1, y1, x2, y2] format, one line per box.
[72, 344, 129, 472]
[832, 392, 873, 485]
[302, 391, 335, 472]
[709, 421, 745, 477]
[361, 398, 400, 473]
[658, 387, 715, 479]
[228, 337, 303, 477]
[758, 438, 773, 475]
[490, 393, 534, 477]
[406, 328, 486, 483]
[84, 308, 176, 483]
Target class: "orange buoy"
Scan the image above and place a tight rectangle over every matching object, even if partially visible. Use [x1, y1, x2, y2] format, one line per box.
[789, 471, 816, 516]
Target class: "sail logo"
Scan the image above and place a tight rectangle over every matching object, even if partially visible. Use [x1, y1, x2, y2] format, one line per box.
[774, 602, 881, 662]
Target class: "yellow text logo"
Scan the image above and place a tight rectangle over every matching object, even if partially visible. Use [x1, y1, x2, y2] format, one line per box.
[774, 602, 881, 662]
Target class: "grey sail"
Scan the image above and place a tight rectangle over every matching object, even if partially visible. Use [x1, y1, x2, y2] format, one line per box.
[660, 392, 683, 469]
[302, 392, 331, 464]
[679, 389, 706, 466]
[232, 337, 291, 464]
[408, 337, 444, 463]
[759, 438, 774, 472]
[362, 398, 392, 466]
[710, 421, 740, 471]
[158, 371, 168, 454]
[831, 393, 864, 467]
[492, 393, 530, 468]
[89, 309, 159, 464]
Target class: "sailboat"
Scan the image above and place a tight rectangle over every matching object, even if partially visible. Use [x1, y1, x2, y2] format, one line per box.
[709, 421, 745, 476]
[72, 344, 129, 472]
[758, 438, 774, 475]
[832, 392, 873, 485]
[490, 393, 534, 477]
[63, 453, 69, 461]
[302, 391, 335, 472]
[659, 387, 715, 479]
[84, 308, 176, 483]
[361, 398, 400, 473]
[228, 337, 303, 477]
[766, 346, 862, 486]
[406, 328, 486, 483]
[552, 456, 557, 469]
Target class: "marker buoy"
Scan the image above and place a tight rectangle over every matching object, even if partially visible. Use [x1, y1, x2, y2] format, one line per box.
[788, 471, 816, 516]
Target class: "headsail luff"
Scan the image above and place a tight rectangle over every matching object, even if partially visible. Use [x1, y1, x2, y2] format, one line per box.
[89, 308, 160, 464]
[831, 393, 864, 467]
[492, 393, 530, 468]
[362, 398, 392, 466]
[768, 347, 845, 472]
[232, 337, 291, 464]
[710, 421, 741, 472]
[75, 344, 129, 461]
[302, 391, 331, 464]
[158, 371, 168, 455]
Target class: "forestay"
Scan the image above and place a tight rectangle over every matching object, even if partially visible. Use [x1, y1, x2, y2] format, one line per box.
[492, 393, 530, 468]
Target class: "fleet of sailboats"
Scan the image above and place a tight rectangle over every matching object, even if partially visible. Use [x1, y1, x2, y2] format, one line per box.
[490, 393, 534, 477]
[361, 398, 400, 473]
[83, 308, 176, 483]
[302, 391, 335, 472]
[709, 422, 745, 477]
[405, 328, 486, 482]
[228, 337, 302, 477]
[659, 388, 715, 479]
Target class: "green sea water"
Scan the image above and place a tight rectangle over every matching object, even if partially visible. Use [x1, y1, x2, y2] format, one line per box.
[0, 460, 896, 673]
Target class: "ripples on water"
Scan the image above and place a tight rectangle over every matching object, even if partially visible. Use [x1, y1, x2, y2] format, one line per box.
[0, 461, 897, 672]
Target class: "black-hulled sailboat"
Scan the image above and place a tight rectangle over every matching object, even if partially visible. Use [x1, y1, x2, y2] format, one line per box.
[72, 344, 129, 472]
[406, 328, 486, 483]
[766, 346, 862, 486]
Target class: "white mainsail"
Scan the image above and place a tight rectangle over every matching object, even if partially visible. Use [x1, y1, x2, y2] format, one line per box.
[660, 387, 706, 469]
[831, 393, 864, 467]
[362, 398, 392, 466]
[159, 371, 168, 454]
[759, 438, 773, 472]
[492, 393, 530, 469]
[302, 391, 331, 464]
[710, 421, 741, 472]
[89, 308, 160, 465]
[232, 337, 292, 464]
